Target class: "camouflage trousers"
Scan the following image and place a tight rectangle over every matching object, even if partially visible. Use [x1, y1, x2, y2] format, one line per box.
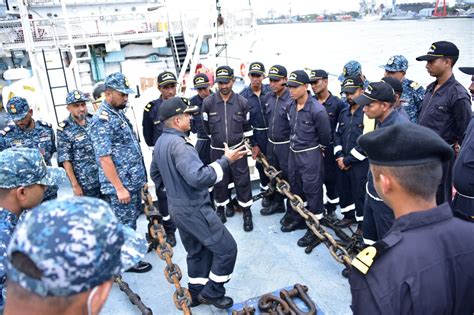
[106, 190, 141, 230]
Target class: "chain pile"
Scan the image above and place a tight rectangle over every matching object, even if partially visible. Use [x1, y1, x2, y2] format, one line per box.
[249, 145, 354, 269]
[142, 187, 192, 315]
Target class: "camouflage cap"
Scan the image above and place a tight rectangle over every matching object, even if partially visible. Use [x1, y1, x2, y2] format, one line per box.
[66, 90, 89, 105]
[105, 72, 135, 94]
[338, 60, 362, 82]
[380, 55, 408, 72]
[0, 148, 66, 189]
[6, 197, 147, 297]
[6, 96, 30, 121]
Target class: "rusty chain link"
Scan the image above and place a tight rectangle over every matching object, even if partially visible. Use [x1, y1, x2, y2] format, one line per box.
[142, 187, 192, 315]
[247, 142, 354, 269]
[114, 275, 153, 315]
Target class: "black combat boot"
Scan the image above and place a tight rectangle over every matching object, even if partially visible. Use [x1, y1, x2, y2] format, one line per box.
[216, 206, 226, 224]
[260, 198, 286, 216]
[243, 208, 253, 232]
[225, 202, 235, 217]
[297, 229, 320, 247]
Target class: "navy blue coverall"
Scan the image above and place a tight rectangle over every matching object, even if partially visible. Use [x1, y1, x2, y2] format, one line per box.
[363, 110, 410, 243]
[314, 92, 347, 211]
[418, 75, 472, 205]
[150, 127, 238, 301]
[190, 93, 211, 165]
[350, 203, 474, 315]
[143, 97, 176, 235]
[202, 92, 253, 210]
[264, 88, 292, 209]
[334, 104, 368, 222]
[240, 84, 272, 191]
[288, 94, 331, 221]
[452, 117, 474, 221]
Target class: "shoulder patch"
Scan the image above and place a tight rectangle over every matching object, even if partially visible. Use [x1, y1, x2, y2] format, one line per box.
[38, 120, 52, 128]
[1, 126, 12, 136]
[144, 102, 154, 112]
[410, 81, 421, 90]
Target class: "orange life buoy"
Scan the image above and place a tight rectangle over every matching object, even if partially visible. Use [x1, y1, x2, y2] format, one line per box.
[240, 63, 246, 77]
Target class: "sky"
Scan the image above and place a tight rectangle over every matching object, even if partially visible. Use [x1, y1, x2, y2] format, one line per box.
[221, 0, 458, 16]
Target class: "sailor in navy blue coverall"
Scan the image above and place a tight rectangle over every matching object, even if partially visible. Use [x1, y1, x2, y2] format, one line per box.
[151, 97, 248, 309]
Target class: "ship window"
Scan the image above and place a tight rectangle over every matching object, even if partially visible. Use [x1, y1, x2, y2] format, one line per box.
[200, 37, 209, 55]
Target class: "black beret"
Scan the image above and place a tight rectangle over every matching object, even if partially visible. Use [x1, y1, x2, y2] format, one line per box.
[357, 124, 454, 166]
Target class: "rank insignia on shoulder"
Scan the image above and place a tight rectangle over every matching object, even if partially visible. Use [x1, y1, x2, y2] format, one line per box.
[352, 246, 377, 275]
[57, 121, 67, 132]
[410, 81, 421, 90]
[99, 110, 109, 121]
[1, 126, 11, 136]
[144, 103, 154, 112]
[38, 120, 52, 128]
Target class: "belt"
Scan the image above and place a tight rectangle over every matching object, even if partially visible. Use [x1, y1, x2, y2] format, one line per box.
[268, 138, 290, 145]
[211, 140, 244, 151]
[456, 191, 474, 199]
[290, 145, 320, 153]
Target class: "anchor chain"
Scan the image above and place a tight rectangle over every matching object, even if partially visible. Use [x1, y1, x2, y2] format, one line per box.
[114, 275, 153, 315]
[246, 141, 354, 269]
[141, 187, 192, 315]
[254, 283, 316, 315]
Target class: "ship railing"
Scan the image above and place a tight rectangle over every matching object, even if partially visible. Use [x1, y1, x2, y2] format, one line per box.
[0, 12, 169, 50]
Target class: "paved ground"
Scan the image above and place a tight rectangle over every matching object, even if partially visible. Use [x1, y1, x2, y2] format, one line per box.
[99, 190, 353, 315]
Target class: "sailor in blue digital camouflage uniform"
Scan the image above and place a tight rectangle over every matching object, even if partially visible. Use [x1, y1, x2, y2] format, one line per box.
[0, 148, 65, 313]
[150, 97, 248, 310]
[239, 62, 272, 212]
[417, 41, 472, 206]
[89, 72, 152, 273]
[357, 82, 410, 244]
[142, 70, 178, 246]
[202, 66, 254, 231]
[0, 97, 58, 202]
[349, 123, 474, 315]
[338, 60, 369, 89]
[380, 55, 425, 123]
[310, 69, 346, 220]
[260, 65, 292, 222]
[334, 76, 369, 234]
[452, 66, 474, 221]
[4, 197, 147, 315]
[284, 70, 332, 248]
[57, 90, 101, 198]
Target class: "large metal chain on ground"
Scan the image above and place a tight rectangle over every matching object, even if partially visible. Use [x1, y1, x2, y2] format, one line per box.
[142, 187, 193, 315]
[246, 142, 354, 269]
[114, 275, 153, 315]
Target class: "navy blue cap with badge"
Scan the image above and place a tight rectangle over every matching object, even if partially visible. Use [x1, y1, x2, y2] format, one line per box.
[159, 97, 199, 121]
[338, 60, 362, 82]
[358, 123, 453, 166]
[6, 96, 30, 121]
[267, 65, 287, 80]
[215, 66, 234, 83]
[157, 71, 178, 87]
[416, 41, 459, 61]
[309, 69, 328, 82]
[248, 62, 265, 76]
[66, 90, 89, 105]
[287, 70, 310, 87]
[193, 73, 210, 89]
[341, 75, 364, 94]
[0, 147, 65, 189]
[6, 197, 147, 297]
[355, 81, 395, 106]
[105, 72, 135, 94]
